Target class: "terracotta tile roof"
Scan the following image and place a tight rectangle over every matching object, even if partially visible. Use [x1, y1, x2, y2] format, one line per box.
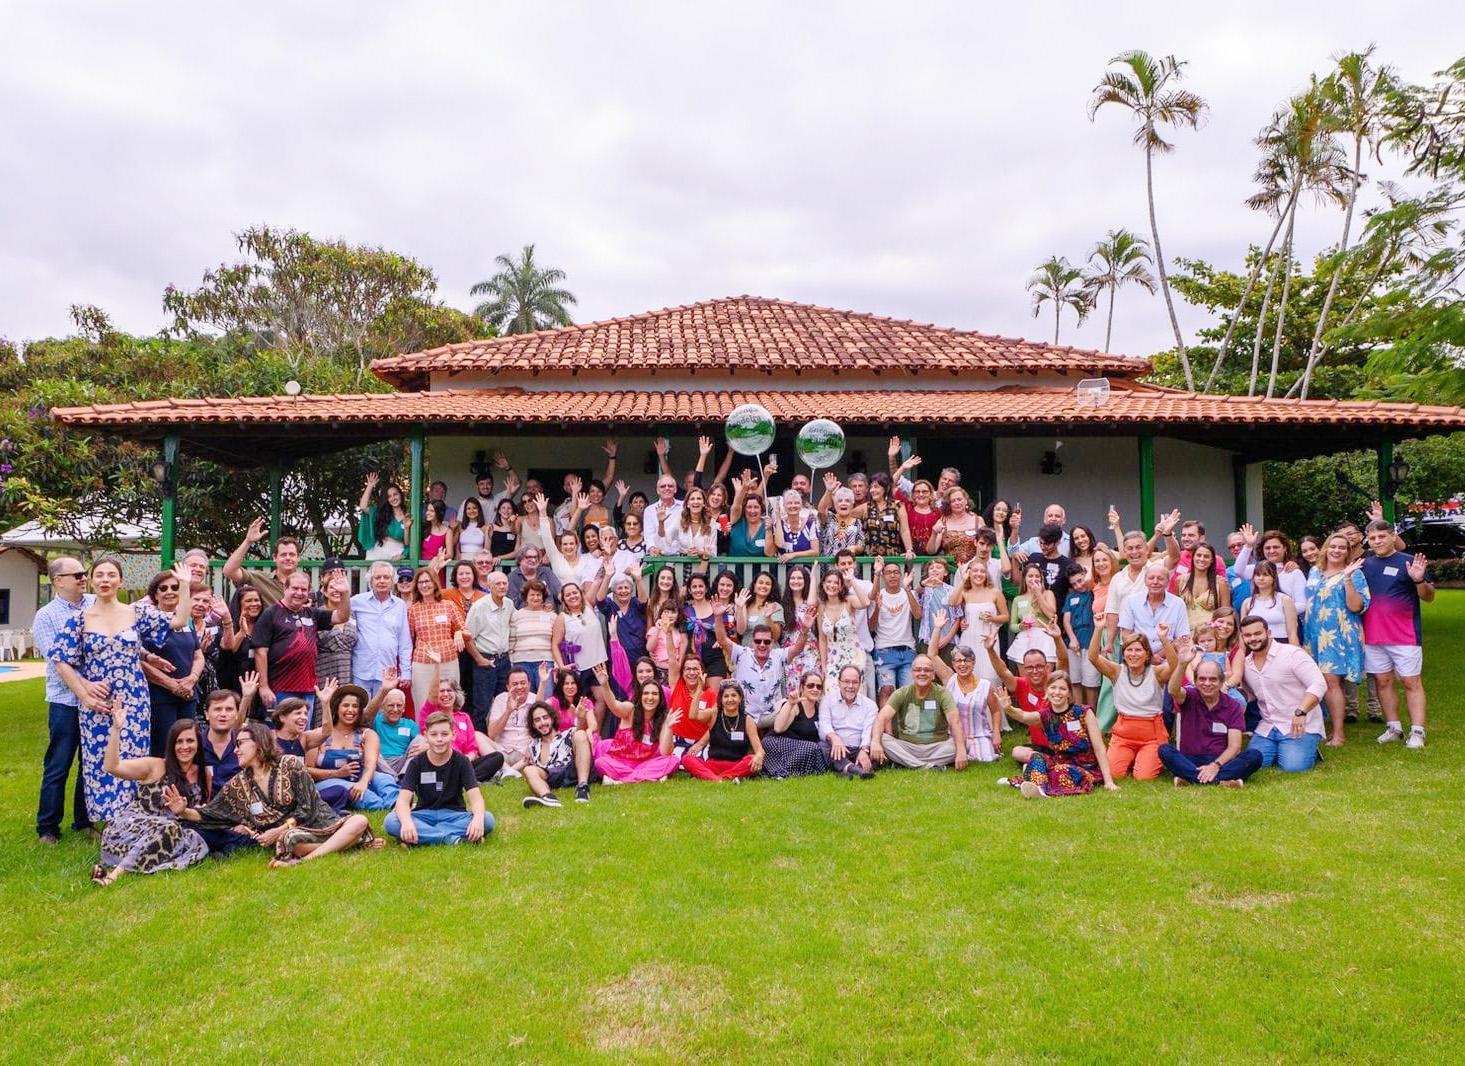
[367, 296, 1152, 385]
[53, 384, 1465, 432]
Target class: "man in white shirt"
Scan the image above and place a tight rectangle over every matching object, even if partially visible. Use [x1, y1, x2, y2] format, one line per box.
[644, 474, 685, 555]
[485, 668, 535, 773]
[350, 561, 413, 698]
[818, 665, 877, 779]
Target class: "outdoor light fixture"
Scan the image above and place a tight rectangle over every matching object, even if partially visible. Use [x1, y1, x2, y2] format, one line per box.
[150, 458, 172, 484]
[470, 449, 493, 479]
[1385, 456, 1411, 499]
[1040, 449, 1063, 476]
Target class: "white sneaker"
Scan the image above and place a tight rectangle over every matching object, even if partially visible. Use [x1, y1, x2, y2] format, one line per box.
[1405, 730, 1426, 750]
[997, 777, 1013, 787]
[1377, 725, 1404, 745]
[1019, 781, 1048, 800]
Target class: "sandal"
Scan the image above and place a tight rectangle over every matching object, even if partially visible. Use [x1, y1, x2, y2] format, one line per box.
[91, 864, 109, 885]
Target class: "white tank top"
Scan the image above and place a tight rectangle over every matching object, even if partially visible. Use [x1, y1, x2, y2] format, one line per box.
[1112, 666, 1162, 718]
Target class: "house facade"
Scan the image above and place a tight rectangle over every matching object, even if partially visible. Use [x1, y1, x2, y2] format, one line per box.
[52, 296, 1465, 565]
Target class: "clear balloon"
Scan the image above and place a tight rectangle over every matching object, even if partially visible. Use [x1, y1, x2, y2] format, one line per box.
[724, 403, 777, 456]
[795, 419, 846, 471]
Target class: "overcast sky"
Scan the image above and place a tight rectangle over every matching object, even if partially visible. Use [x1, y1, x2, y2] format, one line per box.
[0, 2, 1454, 360]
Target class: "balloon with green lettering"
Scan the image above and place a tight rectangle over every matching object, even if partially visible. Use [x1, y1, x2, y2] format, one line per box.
[795, 419, 846, 471]
[724, 403, 777, 456]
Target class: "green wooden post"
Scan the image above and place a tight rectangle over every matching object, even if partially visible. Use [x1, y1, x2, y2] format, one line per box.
[1377, 439, 1396, 523]
[408, 431, 425, 565]
[1137, 434, 1155, 536]
[1232, 455, 1248, 529]
[268, 465, 284, 547]
[159, 433, 180, 567]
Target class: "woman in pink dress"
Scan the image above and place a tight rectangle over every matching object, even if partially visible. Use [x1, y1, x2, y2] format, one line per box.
[593, 678, 683, 783]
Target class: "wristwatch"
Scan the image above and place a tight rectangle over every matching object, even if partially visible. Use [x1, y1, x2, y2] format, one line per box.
[1292, 708, 1308, 718]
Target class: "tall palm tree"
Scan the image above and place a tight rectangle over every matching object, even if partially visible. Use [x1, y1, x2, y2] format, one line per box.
[1252, 87, 1348, 397]
[1089, 50, 1209, 391]
[1297, 47, 1397, 399]
[470, 244, 577, 334]
[1084, 229, 1157, 353]
[1026, 256, 1093, 345]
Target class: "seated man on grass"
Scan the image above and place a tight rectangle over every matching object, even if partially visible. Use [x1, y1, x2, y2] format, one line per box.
[870, 655, 968, 770]
[384, 711, 491, 846]
[1160, 645, 1262, 788]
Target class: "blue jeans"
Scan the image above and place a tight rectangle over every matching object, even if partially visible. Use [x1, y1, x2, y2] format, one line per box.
[1158, 743, 1264, 783]
[359, 678, 383, 700]
[37, 702, 90, 836]
[318, 770, 399, 810]
[384, 807, 493, 844]
[472, 657, 512, 730]
[1247, 728, 1321, 773]
[873, 646, 915, 690]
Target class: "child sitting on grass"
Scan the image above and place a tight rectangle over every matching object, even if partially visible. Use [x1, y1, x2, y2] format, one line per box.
[385, 711, 491, 846]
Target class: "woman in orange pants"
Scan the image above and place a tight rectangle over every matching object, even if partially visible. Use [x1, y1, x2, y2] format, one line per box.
[682, 682, 765, 780]
[1087, 627, 1177, 780]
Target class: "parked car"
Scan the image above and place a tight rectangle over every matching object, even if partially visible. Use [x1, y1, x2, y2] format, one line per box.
[1397, 518, 1465, 559]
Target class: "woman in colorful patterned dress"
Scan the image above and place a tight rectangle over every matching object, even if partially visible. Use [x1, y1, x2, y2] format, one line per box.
[816, 568, 869, 684]
[996, 672, 1119, 798]
[171, 721, 381, 868]
[50, 557, 192, 824]
[1304, 534, 1371, 747]
[860, 473, 912, 559]
[780, 565, 822, 698]
[91, 707, 209, 885]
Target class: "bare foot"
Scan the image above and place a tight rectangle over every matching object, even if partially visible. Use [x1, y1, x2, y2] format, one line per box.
[268, 855, 301, 869]
[366, 837, 386, 850]
[1326, 736, 1345, 747]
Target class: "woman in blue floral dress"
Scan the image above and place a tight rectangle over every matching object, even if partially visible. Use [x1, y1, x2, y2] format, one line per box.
[50, 557, 191, 823]
[1303, 535, 1370, 747]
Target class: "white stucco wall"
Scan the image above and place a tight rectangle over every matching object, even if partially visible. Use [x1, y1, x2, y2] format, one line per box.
[993, 437, 1241, 539]
[0, 549, 41, 633]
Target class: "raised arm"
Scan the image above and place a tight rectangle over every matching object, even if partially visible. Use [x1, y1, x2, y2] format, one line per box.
[102, 701, 164, 782]
[223, 517, 268, 585]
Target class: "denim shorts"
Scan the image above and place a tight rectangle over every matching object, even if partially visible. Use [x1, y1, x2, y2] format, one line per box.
[873, 646, 915, 689]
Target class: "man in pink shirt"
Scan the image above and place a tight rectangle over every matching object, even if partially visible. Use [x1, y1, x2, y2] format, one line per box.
[1239, 614, 1327, 773]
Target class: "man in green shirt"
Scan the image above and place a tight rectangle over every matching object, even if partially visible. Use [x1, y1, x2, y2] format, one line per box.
[871, 655, 968, 770]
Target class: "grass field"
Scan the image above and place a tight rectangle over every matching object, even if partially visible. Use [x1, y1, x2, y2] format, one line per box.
[3, 597, 1463, 1063]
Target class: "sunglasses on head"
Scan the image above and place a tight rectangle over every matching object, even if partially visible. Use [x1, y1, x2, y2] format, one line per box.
[753, 638, 772, 646]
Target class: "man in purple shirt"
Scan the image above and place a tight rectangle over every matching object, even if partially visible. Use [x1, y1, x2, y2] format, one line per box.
[1160, 646, 1262, 787]
[1239, 615, 1328, 773]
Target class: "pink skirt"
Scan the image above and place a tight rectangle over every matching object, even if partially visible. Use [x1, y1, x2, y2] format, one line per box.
[592, 737, 682, 783]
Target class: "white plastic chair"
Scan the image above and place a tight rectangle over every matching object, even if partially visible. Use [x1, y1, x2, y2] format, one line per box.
[0, 630, 13, 661]
[10, 630, 26, 660]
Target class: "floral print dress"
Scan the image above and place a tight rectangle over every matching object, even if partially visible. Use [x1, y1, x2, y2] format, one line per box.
[1009, 704, 1101, 796]
[1304, 569, 1371, 682]
[49, 605, 173, 823]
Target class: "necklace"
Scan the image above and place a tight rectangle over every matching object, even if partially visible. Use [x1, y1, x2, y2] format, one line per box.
[1125, 667, 1148, 688]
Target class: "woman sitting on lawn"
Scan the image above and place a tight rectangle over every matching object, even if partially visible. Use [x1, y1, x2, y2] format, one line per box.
[521, 700, 595, 807]
[926, 611, 999, 763]
[1087, 627, 1177, 781]
[415, 656, 505, 784]
[310, 684, 399, 811]
[997, 673, 1118, 799]
[92, 706, 209, 885]
[550, 668, 596, 732]
[594, 679, 684, 783]
[759, 673, 830, 779]
[682, 681, 765, 781]
[169, 721, 382, 868]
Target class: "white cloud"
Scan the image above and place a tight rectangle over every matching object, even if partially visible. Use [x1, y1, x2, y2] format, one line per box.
[0, 0, 1453, 364]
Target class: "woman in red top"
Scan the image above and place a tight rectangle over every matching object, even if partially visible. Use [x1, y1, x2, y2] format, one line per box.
[901, 479, 941, 554]
[407, 569, 466, 710]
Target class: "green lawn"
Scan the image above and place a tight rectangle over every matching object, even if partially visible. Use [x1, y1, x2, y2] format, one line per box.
[3, 598, 1464, 1063]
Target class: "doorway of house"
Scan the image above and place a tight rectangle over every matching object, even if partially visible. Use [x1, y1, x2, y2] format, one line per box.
[902, 436, 995, 512]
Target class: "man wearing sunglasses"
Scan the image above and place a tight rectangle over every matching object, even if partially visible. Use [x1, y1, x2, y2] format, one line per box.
[714, 616, 808, 732]
[34, 557, 95, 844]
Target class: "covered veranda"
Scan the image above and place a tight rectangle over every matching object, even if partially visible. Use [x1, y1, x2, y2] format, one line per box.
[50, 383, 1465, 578]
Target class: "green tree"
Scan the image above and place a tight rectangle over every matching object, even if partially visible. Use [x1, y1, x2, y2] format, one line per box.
[470, 244, 577, 334]
[1089, 50, 1209, 390]
[162, 225, 478, 381]
[1084, 229, 1156, 353]
[1026, 256, 1093, 344]
[1298, 48, 1398, 398]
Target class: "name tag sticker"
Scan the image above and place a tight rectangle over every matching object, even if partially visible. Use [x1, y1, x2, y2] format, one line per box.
[120, 628, 138, 642]
[1211, 721, 1228, 734]
[301, 618, 314, 627]
[420, 771, 437, 785]
[248, 801, 265, 816]
[924, 700, 937, 710]
[1066, 720, 1083, 733]
[729, 730, 745, 742]
[1383, 567, 1399, 576]
[883, 514, 896, 523]
[398, 726, 411, 736]
[435, 615, 448, 625]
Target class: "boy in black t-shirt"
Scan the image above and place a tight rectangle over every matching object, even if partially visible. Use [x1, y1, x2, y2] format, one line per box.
[384, 711, 492, 845]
